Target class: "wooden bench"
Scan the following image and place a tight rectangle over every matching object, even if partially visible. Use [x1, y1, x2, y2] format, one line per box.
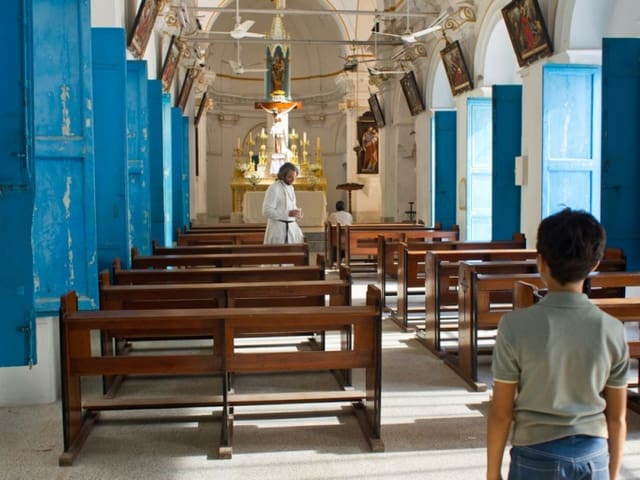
[183, 223, 267, 233]
[418, 249, 625, 354]
[176, 231, 267, 246]
[452, 266, 636, 391]
[151, 240, 308, 257]
[58, 285, 383, 464]
[340, 224, 459, 271]
[131, 250, 309, 268]
[112, 257, 328, 285]
[514, 280, 640, 413]
[380, 235, 527, 322]
[324, 221, 434, 269]
[100, 269, 353, 394]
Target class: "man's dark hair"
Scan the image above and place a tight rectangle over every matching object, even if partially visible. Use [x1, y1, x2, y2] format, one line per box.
[536, 208, 606, 284]
[336, 200, 345, 211]
[277, 162, 298, 181]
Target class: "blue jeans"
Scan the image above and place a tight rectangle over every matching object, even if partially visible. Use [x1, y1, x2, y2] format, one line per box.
[508, 435, 609, 480]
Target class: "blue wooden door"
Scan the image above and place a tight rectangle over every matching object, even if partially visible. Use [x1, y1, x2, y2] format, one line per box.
[0, 1, 36, 366]
[601, 38, 640, 269]
[466, 98, 492, 240]
[171, 107, 184, 240]
[162, 97, 174, 244]
[433, 111, 457, 229]
[181, 116, 191, 228]
[148, 80, 165, 246]
[492, 85, 522, 240]
[92, 28, 129, 271]
[32, 0, 98, 314]
[542, 65, 601, 218]
[126, 61, 151, 254]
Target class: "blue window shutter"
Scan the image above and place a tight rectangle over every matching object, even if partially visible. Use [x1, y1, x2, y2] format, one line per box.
[32, 0, 98, 314]
[92, 28, 129, 271]
[0, 1, 36, 366]
[433, 111, 457, 230]
[542, 65, 601, 219]
[126, 61, 152, 255]
[601, 38, 640, 269]
[492, 85, 522, 240]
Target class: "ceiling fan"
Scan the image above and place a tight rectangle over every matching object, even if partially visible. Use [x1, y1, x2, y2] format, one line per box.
[224, 39, 267, 75]
[376, 5, 453, 44]
[208, 0, 265, 40]
[367, 66, 406, 76]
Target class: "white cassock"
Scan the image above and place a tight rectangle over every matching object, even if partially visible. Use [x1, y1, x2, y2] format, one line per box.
[262, 180, 304, 244]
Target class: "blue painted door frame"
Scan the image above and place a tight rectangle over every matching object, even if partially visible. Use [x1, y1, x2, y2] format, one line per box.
[433, 111, 457, 230]
[92, 28, 129, 272]
[492, 85, 522, 240]
[601, 38, 640, 269]
[32, 0, 98, 314]
[0, 0, 36, 366]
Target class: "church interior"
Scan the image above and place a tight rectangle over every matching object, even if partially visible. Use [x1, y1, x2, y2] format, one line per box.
[1, 0, 640, 478]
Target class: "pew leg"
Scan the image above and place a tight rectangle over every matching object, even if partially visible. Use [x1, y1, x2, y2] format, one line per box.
[218, 405, 233, 459]
[59, 411, 99, 466]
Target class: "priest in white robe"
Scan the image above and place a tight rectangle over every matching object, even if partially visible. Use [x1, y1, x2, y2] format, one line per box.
[262, 162, 305, 244]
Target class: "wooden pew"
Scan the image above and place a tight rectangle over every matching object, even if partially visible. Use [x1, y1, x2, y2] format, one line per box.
[183, 223, 266, 233]
[380, 234, 527, 319]
[340, 224, 459, 271]
[452, 266, 637, 391]
[514, 280, 640, 413]
[324, 221, 433, 269]
[130, 250, 309, 268]
[151, 240, 308, 257]
[112, 257, 328, 285]
[100, 269, 353, 395]
[58, 285, 383, 465]
[420, 248, 626, 354]
[176, 231, 267, 246]
[100, 273, 352, 311]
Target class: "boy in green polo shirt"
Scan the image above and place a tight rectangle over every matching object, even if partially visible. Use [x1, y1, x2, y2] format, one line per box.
[486, 208, 629, 480]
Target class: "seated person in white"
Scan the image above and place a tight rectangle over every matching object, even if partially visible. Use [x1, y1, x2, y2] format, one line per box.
[327, 200, 353, 265]
[327, 200, 353, 225]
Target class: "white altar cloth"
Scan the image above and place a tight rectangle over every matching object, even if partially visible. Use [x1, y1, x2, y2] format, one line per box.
[242, 190, 327, 227]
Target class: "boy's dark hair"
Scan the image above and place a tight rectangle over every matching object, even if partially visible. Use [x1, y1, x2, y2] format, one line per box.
[277, 162, 298, 181]
[536, 208, 606, 284]
[336, 200, 345, 211]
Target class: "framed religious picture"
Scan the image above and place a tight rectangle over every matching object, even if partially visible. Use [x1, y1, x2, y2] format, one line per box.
[502, 0, 553, 67]
[356, 111, 378, 174]
[399, 71, 425, 116]
[160, 35, 182, 92]
[440, 40, 474, 96]
[368, 94, 385, 128]
[176, 68, 196, 111]
[127, 0, 162, 59]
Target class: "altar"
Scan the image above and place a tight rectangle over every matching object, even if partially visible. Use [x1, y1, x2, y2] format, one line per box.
[242, 190, 327, 227]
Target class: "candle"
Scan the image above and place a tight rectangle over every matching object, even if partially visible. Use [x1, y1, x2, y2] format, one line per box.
[292, 128, 296, 136]
[316, 136, 321, 148]
[236, 137, 241, 149]
[261, 127, 266, 136]
[303, 131, 307, 142]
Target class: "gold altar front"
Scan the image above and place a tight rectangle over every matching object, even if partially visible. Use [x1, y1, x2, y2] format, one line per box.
[231, 174, 327, 213]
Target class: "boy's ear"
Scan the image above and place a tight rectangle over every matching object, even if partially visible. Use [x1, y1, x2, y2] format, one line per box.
[590, 261, 600, 273]
[536, 254, 546, 273]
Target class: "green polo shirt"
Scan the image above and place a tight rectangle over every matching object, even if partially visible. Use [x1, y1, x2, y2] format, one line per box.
[492, 291, 630, 446]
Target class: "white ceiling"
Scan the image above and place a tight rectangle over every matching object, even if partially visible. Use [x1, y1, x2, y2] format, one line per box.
[172, 0, 450, 110]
